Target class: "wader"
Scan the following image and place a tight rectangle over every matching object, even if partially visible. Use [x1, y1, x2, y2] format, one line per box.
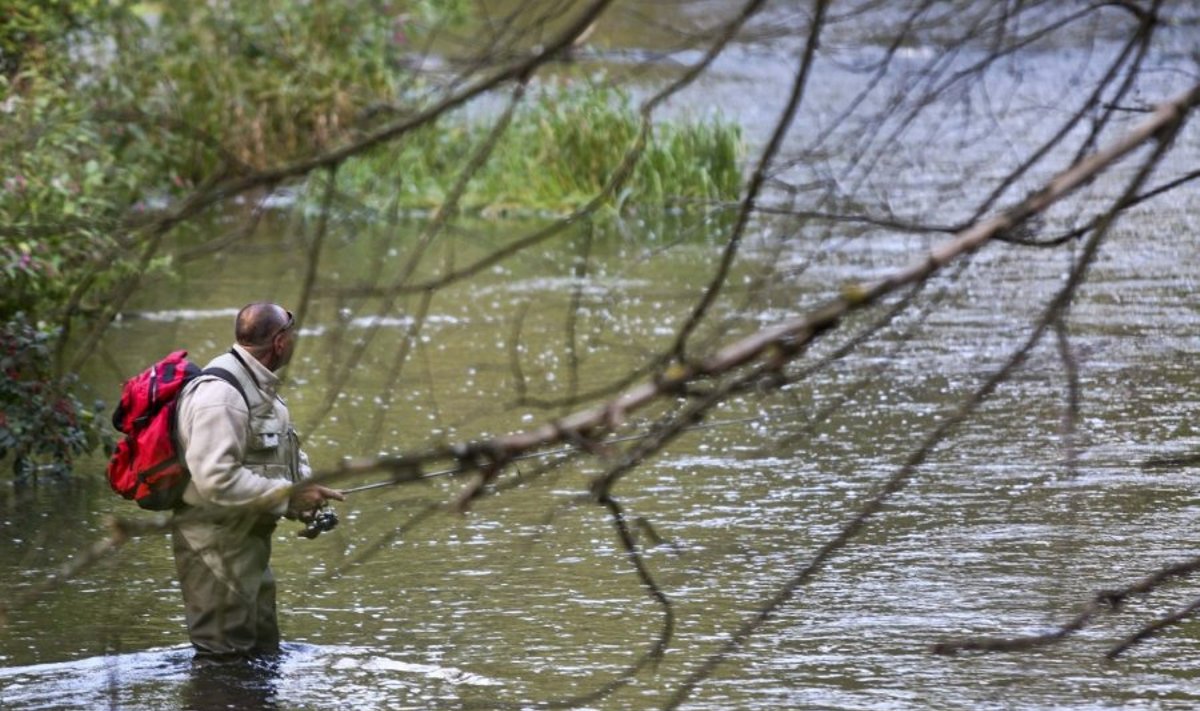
[172, 515, 280, 657]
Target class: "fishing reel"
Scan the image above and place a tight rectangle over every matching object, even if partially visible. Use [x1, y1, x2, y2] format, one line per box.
[298, 507, 339, 539]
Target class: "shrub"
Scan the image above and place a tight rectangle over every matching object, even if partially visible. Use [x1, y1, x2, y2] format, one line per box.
[0, 314, 106, 482]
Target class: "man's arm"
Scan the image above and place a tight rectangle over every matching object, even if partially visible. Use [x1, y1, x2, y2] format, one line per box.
[177, 380, 290, 515]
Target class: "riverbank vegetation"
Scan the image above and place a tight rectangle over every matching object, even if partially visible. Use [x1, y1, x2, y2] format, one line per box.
[0, 0, 741, 479]
[342, 84, 741, 215]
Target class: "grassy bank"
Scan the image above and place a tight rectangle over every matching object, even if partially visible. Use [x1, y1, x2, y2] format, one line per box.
[340, 83, 743, 218]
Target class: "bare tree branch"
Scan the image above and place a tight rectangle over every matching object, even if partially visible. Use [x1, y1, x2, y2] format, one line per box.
[671, 0, 830, 361]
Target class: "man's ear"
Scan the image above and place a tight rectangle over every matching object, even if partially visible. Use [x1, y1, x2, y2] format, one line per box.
[272, 334, 287, 363]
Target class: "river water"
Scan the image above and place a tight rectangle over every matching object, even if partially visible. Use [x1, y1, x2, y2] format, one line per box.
[3, 4, 1200, 710]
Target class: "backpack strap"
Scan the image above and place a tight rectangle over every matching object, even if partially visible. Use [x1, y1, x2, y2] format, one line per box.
[199, 366, 252, 413]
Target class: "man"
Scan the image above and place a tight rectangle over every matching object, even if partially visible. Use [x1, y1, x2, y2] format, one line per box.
[171, 302, 343, 660]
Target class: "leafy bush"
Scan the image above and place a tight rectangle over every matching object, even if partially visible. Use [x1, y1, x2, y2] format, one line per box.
[1, 70, 133, 323]
[100, 1, 417, 178]
[1, 1, 432, 321]
[0, 314, 106, 481]
[0, 0, 99, 78]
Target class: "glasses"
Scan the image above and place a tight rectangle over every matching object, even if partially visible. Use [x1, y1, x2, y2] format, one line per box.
[271, 310, 295, 341]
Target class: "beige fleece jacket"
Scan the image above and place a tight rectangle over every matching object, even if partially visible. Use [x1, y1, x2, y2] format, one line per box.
[175, 344, 310, 516]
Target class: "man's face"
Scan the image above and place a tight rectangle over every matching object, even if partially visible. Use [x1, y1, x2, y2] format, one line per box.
[277, 330, 296, 369]
[272, 308, 296, 370]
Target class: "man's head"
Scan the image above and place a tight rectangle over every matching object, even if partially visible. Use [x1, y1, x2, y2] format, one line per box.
[236, 302, 296, 371]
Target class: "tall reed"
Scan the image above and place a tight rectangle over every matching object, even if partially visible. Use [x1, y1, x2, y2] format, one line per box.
[341, 83, 743, 219]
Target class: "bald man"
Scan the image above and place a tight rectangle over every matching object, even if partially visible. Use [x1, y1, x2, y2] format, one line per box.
[172, 302, 342, 661]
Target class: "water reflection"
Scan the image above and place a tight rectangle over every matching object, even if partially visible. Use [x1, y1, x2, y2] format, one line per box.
[0, 643, 501, 710]
[182, 655, 283, 711]
[0, 646, 194, 710]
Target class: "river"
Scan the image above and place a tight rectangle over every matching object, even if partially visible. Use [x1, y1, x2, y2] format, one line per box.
[3, 3, 1200, 710]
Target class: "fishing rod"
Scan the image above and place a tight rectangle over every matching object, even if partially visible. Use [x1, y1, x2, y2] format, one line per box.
[337, 409, 786, 496]
[339, 450, 565, 496]
[298, 409, 796, 538]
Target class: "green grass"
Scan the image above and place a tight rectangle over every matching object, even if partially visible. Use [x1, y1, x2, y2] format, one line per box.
[340, 83, 743, 218]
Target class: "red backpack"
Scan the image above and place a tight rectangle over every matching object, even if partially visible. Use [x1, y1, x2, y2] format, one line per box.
[107, 350, 247, 510]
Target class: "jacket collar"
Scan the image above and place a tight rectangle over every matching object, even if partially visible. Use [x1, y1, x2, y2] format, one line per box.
[231, 343, 280, 396]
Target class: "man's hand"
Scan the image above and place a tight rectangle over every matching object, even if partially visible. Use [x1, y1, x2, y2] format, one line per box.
[286, 483, 346, 521]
